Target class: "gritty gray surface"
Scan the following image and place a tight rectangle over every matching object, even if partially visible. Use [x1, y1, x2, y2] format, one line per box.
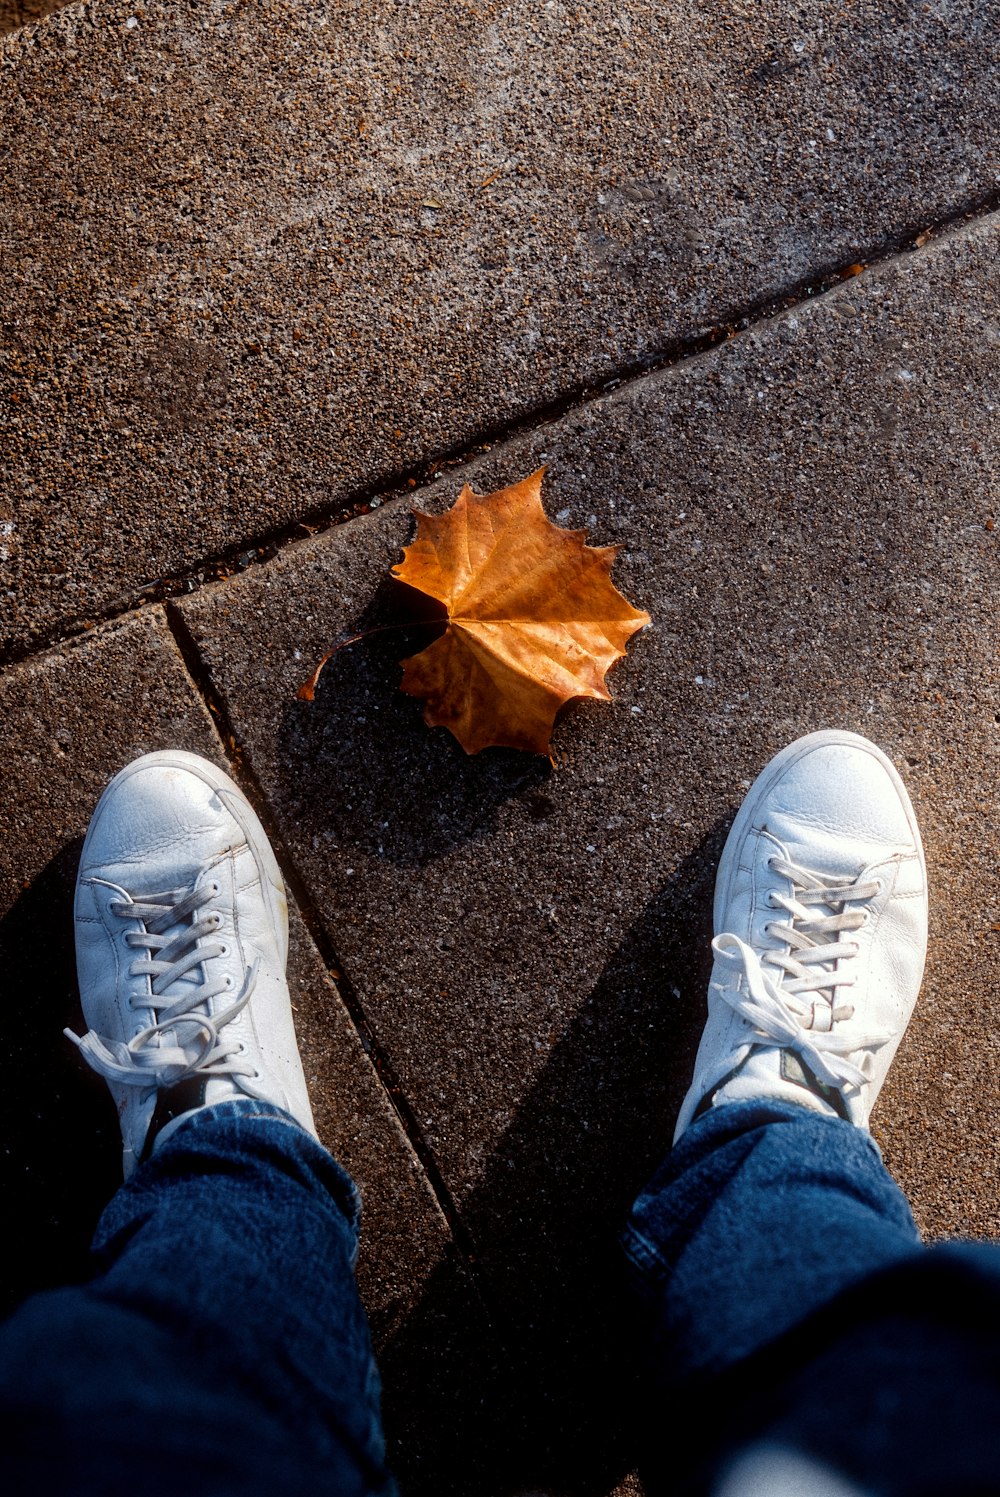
[2, 0, 999, 655]
[3, 3, 1000, 1490]
[0, 607, 460, 1357]
[181, 212, 1000, 1481]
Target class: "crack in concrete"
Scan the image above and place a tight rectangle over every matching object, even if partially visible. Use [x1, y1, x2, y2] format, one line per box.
[4, 185, 999, 678]
[163, 598, 495, 1302]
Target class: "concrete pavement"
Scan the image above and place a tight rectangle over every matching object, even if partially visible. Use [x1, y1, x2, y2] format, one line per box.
[2, 0, 998, 655]
[1, 1, 998, 1492]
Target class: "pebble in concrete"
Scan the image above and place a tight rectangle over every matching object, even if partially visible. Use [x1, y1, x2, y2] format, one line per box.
[181, 214, 1000, 1486]
[0, 606, 493, 1492]
[3, 0, 998, 654]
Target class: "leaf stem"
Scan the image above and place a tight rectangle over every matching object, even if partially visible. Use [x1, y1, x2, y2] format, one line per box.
[297, 621, 434, 701]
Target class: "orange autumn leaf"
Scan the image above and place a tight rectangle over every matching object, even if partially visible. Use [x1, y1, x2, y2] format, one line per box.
[392, 469, 650, 755]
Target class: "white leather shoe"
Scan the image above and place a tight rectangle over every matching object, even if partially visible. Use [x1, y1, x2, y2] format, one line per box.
[674, 730, 927, 1141]
[67, 751, 317, 1177]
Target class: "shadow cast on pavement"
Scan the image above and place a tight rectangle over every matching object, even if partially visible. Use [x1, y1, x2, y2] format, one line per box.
[0, 837, 120, 1317]
[0, 810, 728, 1497]
[380, 825, 728, 1496]
[277, 579, 553, 871]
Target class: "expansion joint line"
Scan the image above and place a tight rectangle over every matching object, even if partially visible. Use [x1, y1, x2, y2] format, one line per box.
[3, 187, 1000, 678]
[163, 601, 491, 1291]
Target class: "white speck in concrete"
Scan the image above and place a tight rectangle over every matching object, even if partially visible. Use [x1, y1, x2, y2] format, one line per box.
[126, 14, 139, 26]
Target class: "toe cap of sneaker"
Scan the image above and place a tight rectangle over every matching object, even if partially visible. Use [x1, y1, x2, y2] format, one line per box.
[78, 752, 257, 891]
[762, 732, 922, 874]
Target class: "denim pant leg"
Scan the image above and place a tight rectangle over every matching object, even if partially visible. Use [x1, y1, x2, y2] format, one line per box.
[624, 1099, 1000, 1496]
[0, 1101, 395, 1497]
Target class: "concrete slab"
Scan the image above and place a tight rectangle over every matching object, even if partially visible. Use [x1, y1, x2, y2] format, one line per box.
[3, 0, 998, 656]
[0, 606, 496, 1492]
[181, 213, 1000, 1483]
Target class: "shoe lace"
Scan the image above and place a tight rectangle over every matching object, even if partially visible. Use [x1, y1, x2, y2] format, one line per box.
[65, 880, 259, 1090]
[712, 855, 891, 1095]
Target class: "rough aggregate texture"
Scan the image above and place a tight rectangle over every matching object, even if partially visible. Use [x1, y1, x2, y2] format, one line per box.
[182, 212, 1000, 1486]
[2, 0, 999, 653]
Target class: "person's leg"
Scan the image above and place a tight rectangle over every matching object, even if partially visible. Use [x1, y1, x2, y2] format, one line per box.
[0, 1102, 392, 1496]
[625, 731, 1000, 1495]
[625, 1098, 922, 1383]
[0, 751, 394, 1496]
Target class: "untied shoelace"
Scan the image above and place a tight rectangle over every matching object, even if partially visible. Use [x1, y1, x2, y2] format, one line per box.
[712, 854, 891, 1094]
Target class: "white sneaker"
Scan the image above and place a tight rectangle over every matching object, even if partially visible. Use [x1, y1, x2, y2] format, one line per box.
[674, 730, 927, 1141]
[67, 750, 317, 1178]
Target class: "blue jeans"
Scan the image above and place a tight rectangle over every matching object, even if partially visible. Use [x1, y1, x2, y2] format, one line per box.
[3, 1096, 1000, 1495]
[0, 1101, 395, 1497]
[624, 1099, 1000, 1496]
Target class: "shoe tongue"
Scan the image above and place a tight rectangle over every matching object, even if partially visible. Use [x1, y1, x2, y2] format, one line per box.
[146, 894, 212, 1009]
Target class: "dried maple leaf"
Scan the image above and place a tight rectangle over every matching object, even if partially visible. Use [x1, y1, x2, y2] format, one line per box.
[392, 469, 650, 754]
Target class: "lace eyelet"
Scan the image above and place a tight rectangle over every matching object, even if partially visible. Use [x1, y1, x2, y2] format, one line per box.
[218, 943, 230, 957]
[224, 975, 234, 989]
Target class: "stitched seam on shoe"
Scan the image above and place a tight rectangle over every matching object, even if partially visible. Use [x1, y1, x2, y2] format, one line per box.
[230, 846, 244, 961]
[92, 884, 127, 1023]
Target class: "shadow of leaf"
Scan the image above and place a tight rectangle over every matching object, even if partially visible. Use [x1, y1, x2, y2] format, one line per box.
[278, 578, 554, 869]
